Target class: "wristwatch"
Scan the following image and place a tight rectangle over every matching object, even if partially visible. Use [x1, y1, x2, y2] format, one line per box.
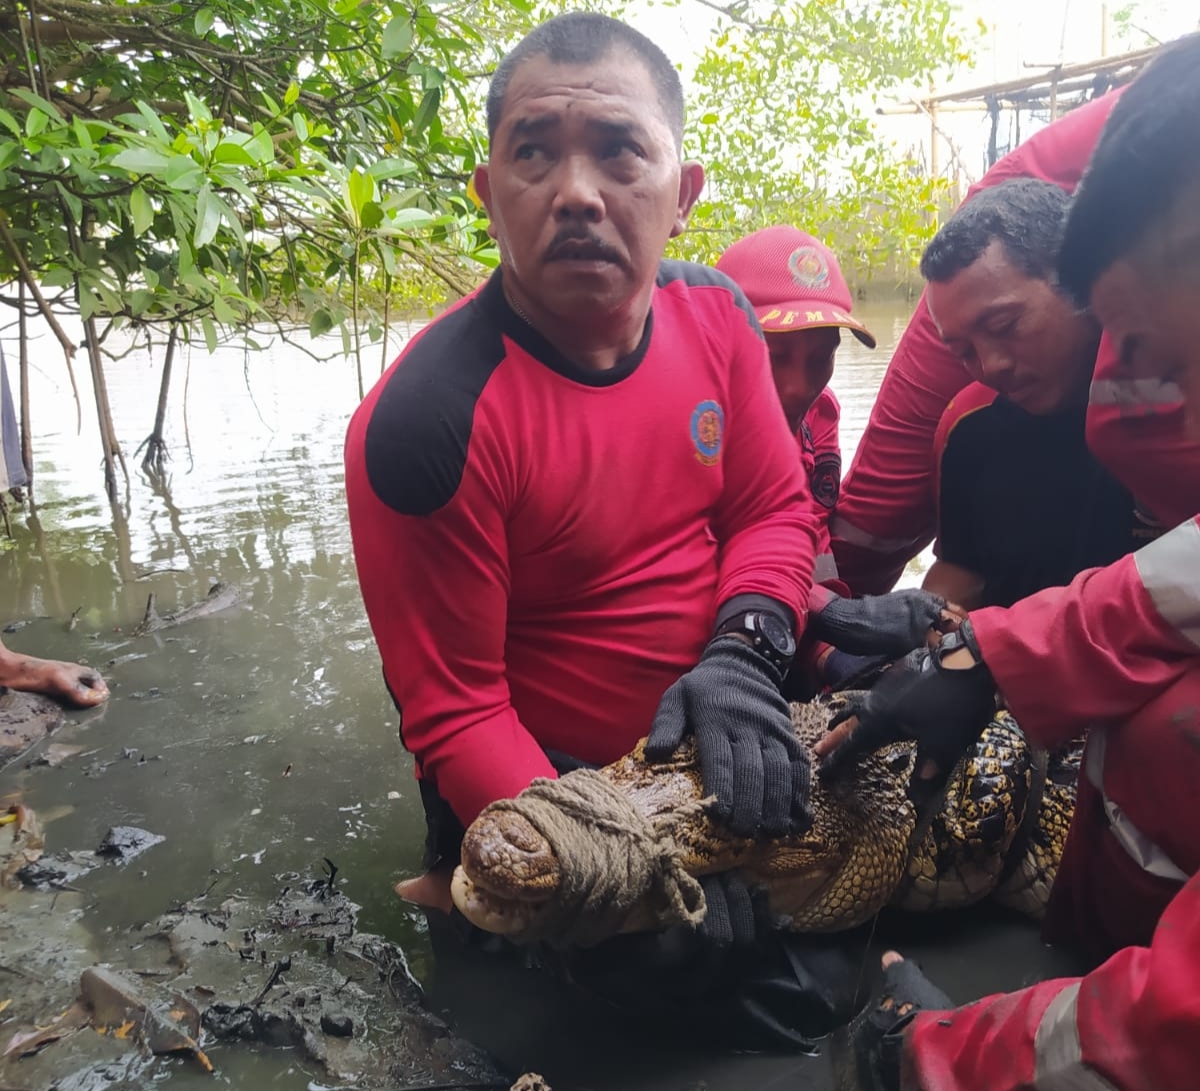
[716, 611, 797, 671]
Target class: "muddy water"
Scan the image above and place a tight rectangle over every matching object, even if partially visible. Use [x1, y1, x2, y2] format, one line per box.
[0, 302, 1083, 1090]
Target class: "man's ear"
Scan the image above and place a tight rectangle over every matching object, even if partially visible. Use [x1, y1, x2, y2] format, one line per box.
[474, 164, 498, 240]
[671, 161, 706, 238]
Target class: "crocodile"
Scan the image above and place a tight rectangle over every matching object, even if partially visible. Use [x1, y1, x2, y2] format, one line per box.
[451, 700, 1081, 942]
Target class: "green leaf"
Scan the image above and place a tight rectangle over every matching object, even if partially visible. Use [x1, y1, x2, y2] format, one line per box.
[165, 155, 204, 191]
[382, 15, 413, 59]
[133, 101, 171, 143]
[194, 183, 222, 248]
[0, 109, 20, 137]
[213, 141, 257, 166]
[111, 147, 171, 175]
[309, 308, 334, 338]
[293, 112, 309, 143]
[411, 87, 441, 136]
[360, 200, 383, 230]
[700, 112, 719, 125]
[347, 168, 374, 218]
[129, 185, 154, 236]
[389, 206, 433, 228]
[56, 182, 83, 225]
[25, 109, 48, 138]
[369, 157, 417, 180]
[283, 82, 300, 107]
[245, 128, 274, 165]
[183, 91, 212, 124]
[201, 315, 218, 353]
[0, 142, 18, 171]
[10, 88, 61, 120]
[195, 7, 216, 35]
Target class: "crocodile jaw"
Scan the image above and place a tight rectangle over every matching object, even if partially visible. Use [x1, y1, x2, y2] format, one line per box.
[451, 865, 550, 935]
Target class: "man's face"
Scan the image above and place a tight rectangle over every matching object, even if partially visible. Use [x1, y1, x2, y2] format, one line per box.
[765, 326, 840, 430]
[1088, 194, 1200, 438]
[474, 50, 704, 323]
[926, 240, 1100, 415]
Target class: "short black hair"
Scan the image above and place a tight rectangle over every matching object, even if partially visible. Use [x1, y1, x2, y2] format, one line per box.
[486, 12, 685, 150]
[920, 178, 1072, 284]
[1058, 33, 1200, 305]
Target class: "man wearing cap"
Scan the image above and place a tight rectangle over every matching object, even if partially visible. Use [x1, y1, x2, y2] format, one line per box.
[716, 226, 948, 690]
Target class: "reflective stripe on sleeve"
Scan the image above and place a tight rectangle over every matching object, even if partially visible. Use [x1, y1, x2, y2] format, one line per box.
[1133, 518, 1200, 650]
[813, 553, 840, 584]
[1033, 983, 1121, 1091]
[1089, 377, 1183, 407]
[828, 514, 921, 554]
[1086, 729, 1189, 883]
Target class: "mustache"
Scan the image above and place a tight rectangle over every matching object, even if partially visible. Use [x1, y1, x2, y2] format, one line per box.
[544, 228, 622, 265]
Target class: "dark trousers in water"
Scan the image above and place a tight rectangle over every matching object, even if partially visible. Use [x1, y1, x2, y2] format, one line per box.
[419, 774, 867, 1053]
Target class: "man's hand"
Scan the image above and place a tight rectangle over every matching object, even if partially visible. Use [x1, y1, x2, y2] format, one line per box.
[814, 622, 996, 798]
[645, 636, 811, 837]
[809, 589, 949, 657]
[697, 871, 788, 947]
[846, 952, 953, 1091]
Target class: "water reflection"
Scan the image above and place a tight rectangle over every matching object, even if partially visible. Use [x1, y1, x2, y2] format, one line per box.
[0, 302, 1068, 1091]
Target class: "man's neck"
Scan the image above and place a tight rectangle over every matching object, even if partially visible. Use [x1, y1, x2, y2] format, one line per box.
[503, 276, 651, 371]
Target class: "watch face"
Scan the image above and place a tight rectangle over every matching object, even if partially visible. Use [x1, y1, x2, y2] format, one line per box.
[758, 613, 795, 655]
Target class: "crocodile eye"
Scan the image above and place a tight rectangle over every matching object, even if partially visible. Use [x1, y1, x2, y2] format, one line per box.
[885, 752, 912, 774]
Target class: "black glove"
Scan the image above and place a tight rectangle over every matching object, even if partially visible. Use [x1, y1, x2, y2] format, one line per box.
[810, 590, 946, 657]
[819, 622, 996, 799]
[822, 649, 890, 692]
[697, 871, 788, 947]
[646, 636, 811, 837]
[847, 958, 953, 1091]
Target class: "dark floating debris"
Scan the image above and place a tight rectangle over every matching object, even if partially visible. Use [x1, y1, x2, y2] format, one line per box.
[96, 826, 165, 862]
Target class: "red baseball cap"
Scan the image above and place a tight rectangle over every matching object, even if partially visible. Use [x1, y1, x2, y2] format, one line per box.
[715, 225, 877, 349]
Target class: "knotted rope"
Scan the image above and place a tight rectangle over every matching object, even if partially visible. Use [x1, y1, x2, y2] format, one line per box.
[481, 768, 707, 948]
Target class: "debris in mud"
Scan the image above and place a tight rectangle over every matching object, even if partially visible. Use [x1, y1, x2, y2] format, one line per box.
[16, 850, 98, 891]
[319, 1011, 353, 1037]
[511, 1075, 552, 1091]
[2, 617, 50, 634]
[2, 1000, 90, 1059]
[96, 826, 164, 863]
[28, 743, 84, 768]
[79, 966, 213, 1073]
[1, 804, 44, 887]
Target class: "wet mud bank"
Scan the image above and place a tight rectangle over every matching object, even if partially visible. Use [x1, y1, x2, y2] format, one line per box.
[1, 860, 513, 1090]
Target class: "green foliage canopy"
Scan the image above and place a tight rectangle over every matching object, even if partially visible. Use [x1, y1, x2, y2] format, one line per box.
[0, 0, 969, 492]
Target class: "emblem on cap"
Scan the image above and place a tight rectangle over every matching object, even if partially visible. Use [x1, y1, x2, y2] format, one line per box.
[788, 246, 829, 289]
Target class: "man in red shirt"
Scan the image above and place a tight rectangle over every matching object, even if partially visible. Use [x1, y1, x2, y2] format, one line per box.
[918, 179, 1147, 610]
[346, 12, 867, 1047]
[716, 226, 947, 690]
[826, 33, 1200, 1090]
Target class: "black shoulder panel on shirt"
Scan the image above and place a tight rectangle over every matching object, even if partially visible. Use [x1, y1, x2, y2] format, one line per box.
[657, 259, 764, 340]
[363, 288, 506, 517]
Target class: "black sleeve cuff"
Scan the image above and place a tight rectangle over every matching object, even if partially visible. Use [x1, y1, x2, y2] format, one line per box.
[714, 594, 797, 636]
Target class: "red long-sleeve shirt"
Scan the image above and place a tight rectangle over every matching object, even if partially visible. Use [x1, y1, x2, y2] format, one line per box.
[345, 265, 818, 825]
[906, 870, 1200, 1091]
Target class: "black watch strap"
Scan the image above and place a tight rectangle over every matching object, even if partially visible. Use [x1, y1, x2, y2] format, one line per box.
[716, 610, 796, 671]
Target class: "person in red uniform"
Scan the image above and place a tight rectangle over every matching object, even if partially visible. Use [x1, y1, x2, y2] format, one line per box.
[822, 33, 1200, 1090]
[715, 226, 948, 692]
[345, 12, 874, 1048]
[918, 179, 1147, 610]
[830, 92, 1126, 595]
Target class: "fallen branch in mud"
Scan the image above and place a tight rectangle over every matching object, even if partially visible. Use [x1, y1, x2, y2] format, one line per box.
[132, 582, 240, 637]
